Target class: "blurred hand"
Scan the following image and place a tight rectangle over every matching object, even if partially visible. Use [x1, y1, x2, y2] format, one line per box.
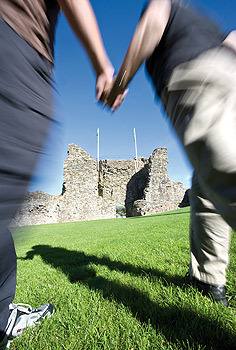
[96, 66, 114, 104]
[106, 82, 129, 111]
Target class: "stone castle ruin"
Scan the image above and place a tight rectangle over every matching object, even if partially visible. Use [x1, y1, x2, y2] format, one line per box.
[12, 143, 185, 226]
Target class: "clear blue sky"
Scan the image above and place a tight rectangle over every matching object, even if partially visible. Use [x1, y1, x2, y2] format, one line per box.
[29, 0, 236, 195]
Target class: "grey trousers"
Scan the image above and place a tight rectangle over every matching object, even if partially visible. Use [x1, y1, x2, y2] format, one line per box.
[162, 46, 236, 286]
[0, 20, 53, 337]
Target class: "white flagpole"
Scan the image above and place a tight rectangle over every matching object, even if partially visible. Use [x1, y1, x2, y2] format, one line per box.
[97, 128, 100, 172]
[134, 128, 138, 172]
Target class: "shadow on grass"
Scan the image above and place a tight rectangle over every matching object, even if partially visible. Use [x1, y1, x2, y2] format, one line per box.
[22, 245, 235, 350]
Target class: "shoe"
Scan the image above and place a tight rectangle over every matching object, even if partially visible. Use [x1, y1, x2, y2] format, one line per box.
[185, 272, 228, 307]
[4, 302, 54, 347]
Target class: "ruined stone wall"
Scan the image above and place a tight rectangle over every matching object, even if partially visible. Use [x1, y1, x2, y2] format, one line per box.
[13, 191, 60, 227]
[12, 144, 186, 227]
[98, 158, 148, 204]
[12, 144, 116, 227]
[125, 148, 185, 216]
[58, 144, 115, 222]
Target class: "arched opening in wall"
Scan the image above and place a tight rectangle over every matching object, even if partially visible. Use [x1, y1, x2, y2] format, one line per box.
[98, 183, 103, 197]
[125, 165, 149, 217]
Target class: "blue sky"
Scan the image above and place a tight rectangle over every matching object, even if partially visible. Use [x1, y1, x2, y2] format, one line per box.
[29, 0, 236, 195]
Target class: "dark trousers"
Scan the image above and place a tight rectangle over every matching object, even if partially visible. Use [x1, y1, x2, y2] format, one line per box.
[0, 20, 53, 337]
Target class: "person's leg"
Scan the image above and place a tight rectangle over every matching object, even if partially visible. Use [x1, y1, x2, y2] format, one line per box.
[0, 228, 16, 342]
[0, 19, 53, 339]
[182, 53, 236, 232]
[0, 123, 49, 339]
[189, 172, 231, 286]
[163, 47, 236, 299]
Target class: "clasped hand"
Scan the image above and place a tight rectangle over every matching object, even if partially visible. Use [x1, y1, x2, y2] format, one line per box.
[96, 69, 128, 111]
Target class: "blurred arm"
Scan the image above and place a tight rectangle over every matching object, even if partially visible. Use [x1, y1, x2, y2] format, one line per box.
[107, 0, 171, 110]
[223, 30, 236, 53]
[57, 0, 114, 98]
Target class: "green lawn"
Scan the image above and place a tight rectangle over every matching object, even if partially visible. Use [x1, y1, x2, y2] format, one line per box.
[11, 208, 236, 350]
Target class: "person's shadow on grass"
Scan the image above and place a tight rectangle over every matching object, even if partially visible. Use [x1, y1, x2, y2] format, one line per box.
[21, 245, 235, 350]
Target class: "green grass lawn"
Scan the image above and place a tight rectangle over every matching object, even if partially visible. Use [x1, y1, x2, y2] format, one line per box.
[11, 208, 236, 350]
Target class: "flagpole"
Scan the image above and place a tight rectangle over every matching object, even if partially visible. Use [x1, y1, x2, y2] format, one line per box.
[134, 128, 138, 172]
[97, 128, 100, 172]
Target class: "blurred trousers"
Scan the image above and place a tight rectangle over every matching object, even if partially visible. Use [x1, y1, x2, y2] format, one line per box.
[162, 46, 236, 286]
[0, 20, 53, 337]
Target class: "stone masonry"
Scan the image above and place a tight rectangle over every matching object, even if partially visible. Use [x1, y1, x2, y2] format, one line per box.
[126, 148, 185, 216]
[12, 143, 185, 226]
[59, 144, 115, 222]
[98, 157, 148, 204]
